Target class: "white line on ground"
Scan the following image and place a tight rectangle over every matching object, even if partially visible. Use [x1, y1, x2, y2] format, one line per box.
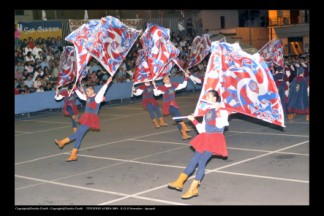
[15, 113, 147, 136]
[228, 130, 308, 138]
[19, 120, 70, 124]
[15, 175, 187, 205]
[206, 140, 309, 173]
[15, 130, 32, 134]
[108, 107, 143, 110]
[99, 114, 130, 116]
[99, 140, 309, 205]
[15, 129, 179, 165]
[130, 139, 187, 145]
[15, 125, 71, 136]
[131, 139, 309, 156]
[214, 170, 308, 183]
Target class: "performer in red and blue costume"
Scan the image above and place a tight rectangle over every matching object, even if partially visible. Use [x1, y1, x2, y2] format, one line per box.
[54, 76, 113, 162]
[133, 79, 168, 128]
[152, 72, 191, 140]
[168, 90, 230, 199]
[55, 84, 79, 133]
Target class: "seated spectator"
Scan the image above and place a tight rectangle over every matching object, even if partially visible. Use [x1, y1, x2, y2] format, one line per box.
[15, 69, 23, 80]
[36, 85, 44, 92]
[24, 75, 34, 88]
[33, 76, 43, 89]
[23, 44, 33, 57]
[24, 51, 35, 63]
[44, 83, 53, 91]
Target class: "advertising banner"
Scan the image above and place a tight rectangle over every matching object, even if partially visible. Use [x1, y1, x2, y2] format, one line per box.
[18, 21, 62, 40]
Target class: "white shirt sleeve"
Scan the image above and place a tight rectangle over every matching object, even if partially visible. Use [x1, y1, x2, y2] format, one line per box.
[75, 89, 87, 101]
[216, 110, 229, 128]
[54, 94, 63, 100]
[153, 88, 163, 96]
[189, 75, 202, 84]
[175, 80, 187, 91]
[133, 88, 144, 96]
[95, 84, 109, 103]
[195, 123, 205, 134]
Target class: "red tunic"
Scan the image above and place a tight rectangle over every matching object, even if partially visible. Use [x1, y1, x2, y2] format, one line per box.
[189, 108, 229, 157]
[78, 96, 101, 130]
[157, 84, 180, 115]
[137, 84, 159, 109]
[60, 90, 79, 116]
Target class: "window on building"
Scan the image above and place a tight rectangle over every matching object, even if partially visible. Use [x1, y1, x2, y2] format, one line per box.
[220, 16, 225, 29]
[305, 10, 308, 23]
[290, 10, 299, 24]
[15, 10, 24, 16]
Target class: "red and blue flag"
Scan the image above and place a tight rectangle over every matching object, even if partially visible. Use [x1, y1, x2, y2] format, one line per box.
[195, 42, 285, 127]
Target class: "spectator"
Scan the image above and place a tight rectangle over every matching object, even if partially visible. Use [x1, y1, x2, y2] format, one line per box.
[15, 24, 20, 49]
[186, 18, 194, 37]
[178, 19, 186, 36]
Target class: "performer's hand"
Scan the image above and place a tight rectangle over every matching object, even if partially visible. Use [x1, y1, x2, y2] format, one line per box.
[79, 84, 84, 93]
[185, 69, 191, 75]
[106, 76, 113, 85]
[152, 80, 156, 88]
[71, 83, 77, 92]
[184, 72, 189, 78]
[188, 114, 195, 121]
[72, 83, 78, 92]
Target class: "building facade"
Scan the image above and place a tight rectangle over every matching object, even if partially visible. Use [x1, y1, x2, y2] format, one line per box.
[268, 10, 309, 55]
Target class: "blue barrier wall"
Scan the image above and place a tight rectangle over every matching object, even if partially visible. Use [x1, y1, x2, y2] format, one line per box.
[15, 77, 202, 114]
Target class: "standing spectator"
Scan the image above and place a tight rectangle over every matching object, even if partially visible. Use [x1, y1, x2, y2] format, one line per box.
[15, 24, 20, 49]
[133, 80, 168, 128]
[186, 18, 194, 37]
[168, 90, 230, 199]
[54, 77, 113, 162]
[178, 19, 186, 36]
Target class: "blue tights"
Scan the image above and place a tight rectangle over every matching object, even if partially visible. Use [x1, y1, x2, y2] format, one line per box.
[183, 150, 213, 181]
[69, 125, 90, 149]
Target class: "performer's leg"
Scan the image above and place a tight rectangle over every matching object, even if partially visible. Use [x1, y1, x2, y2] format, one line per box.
[195, 151, 213, 181]
[168, 151, 201, 191]
[66, 125, 90, 162]
[66, 105, 77, 132]
[70, 125, 90, 149]
[183, 151, 201, 177]
[182, 151, 212, 199]
[153, 104, 167, 126]
[147, 103, 160, 128]
[169, 105, 191, 139]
